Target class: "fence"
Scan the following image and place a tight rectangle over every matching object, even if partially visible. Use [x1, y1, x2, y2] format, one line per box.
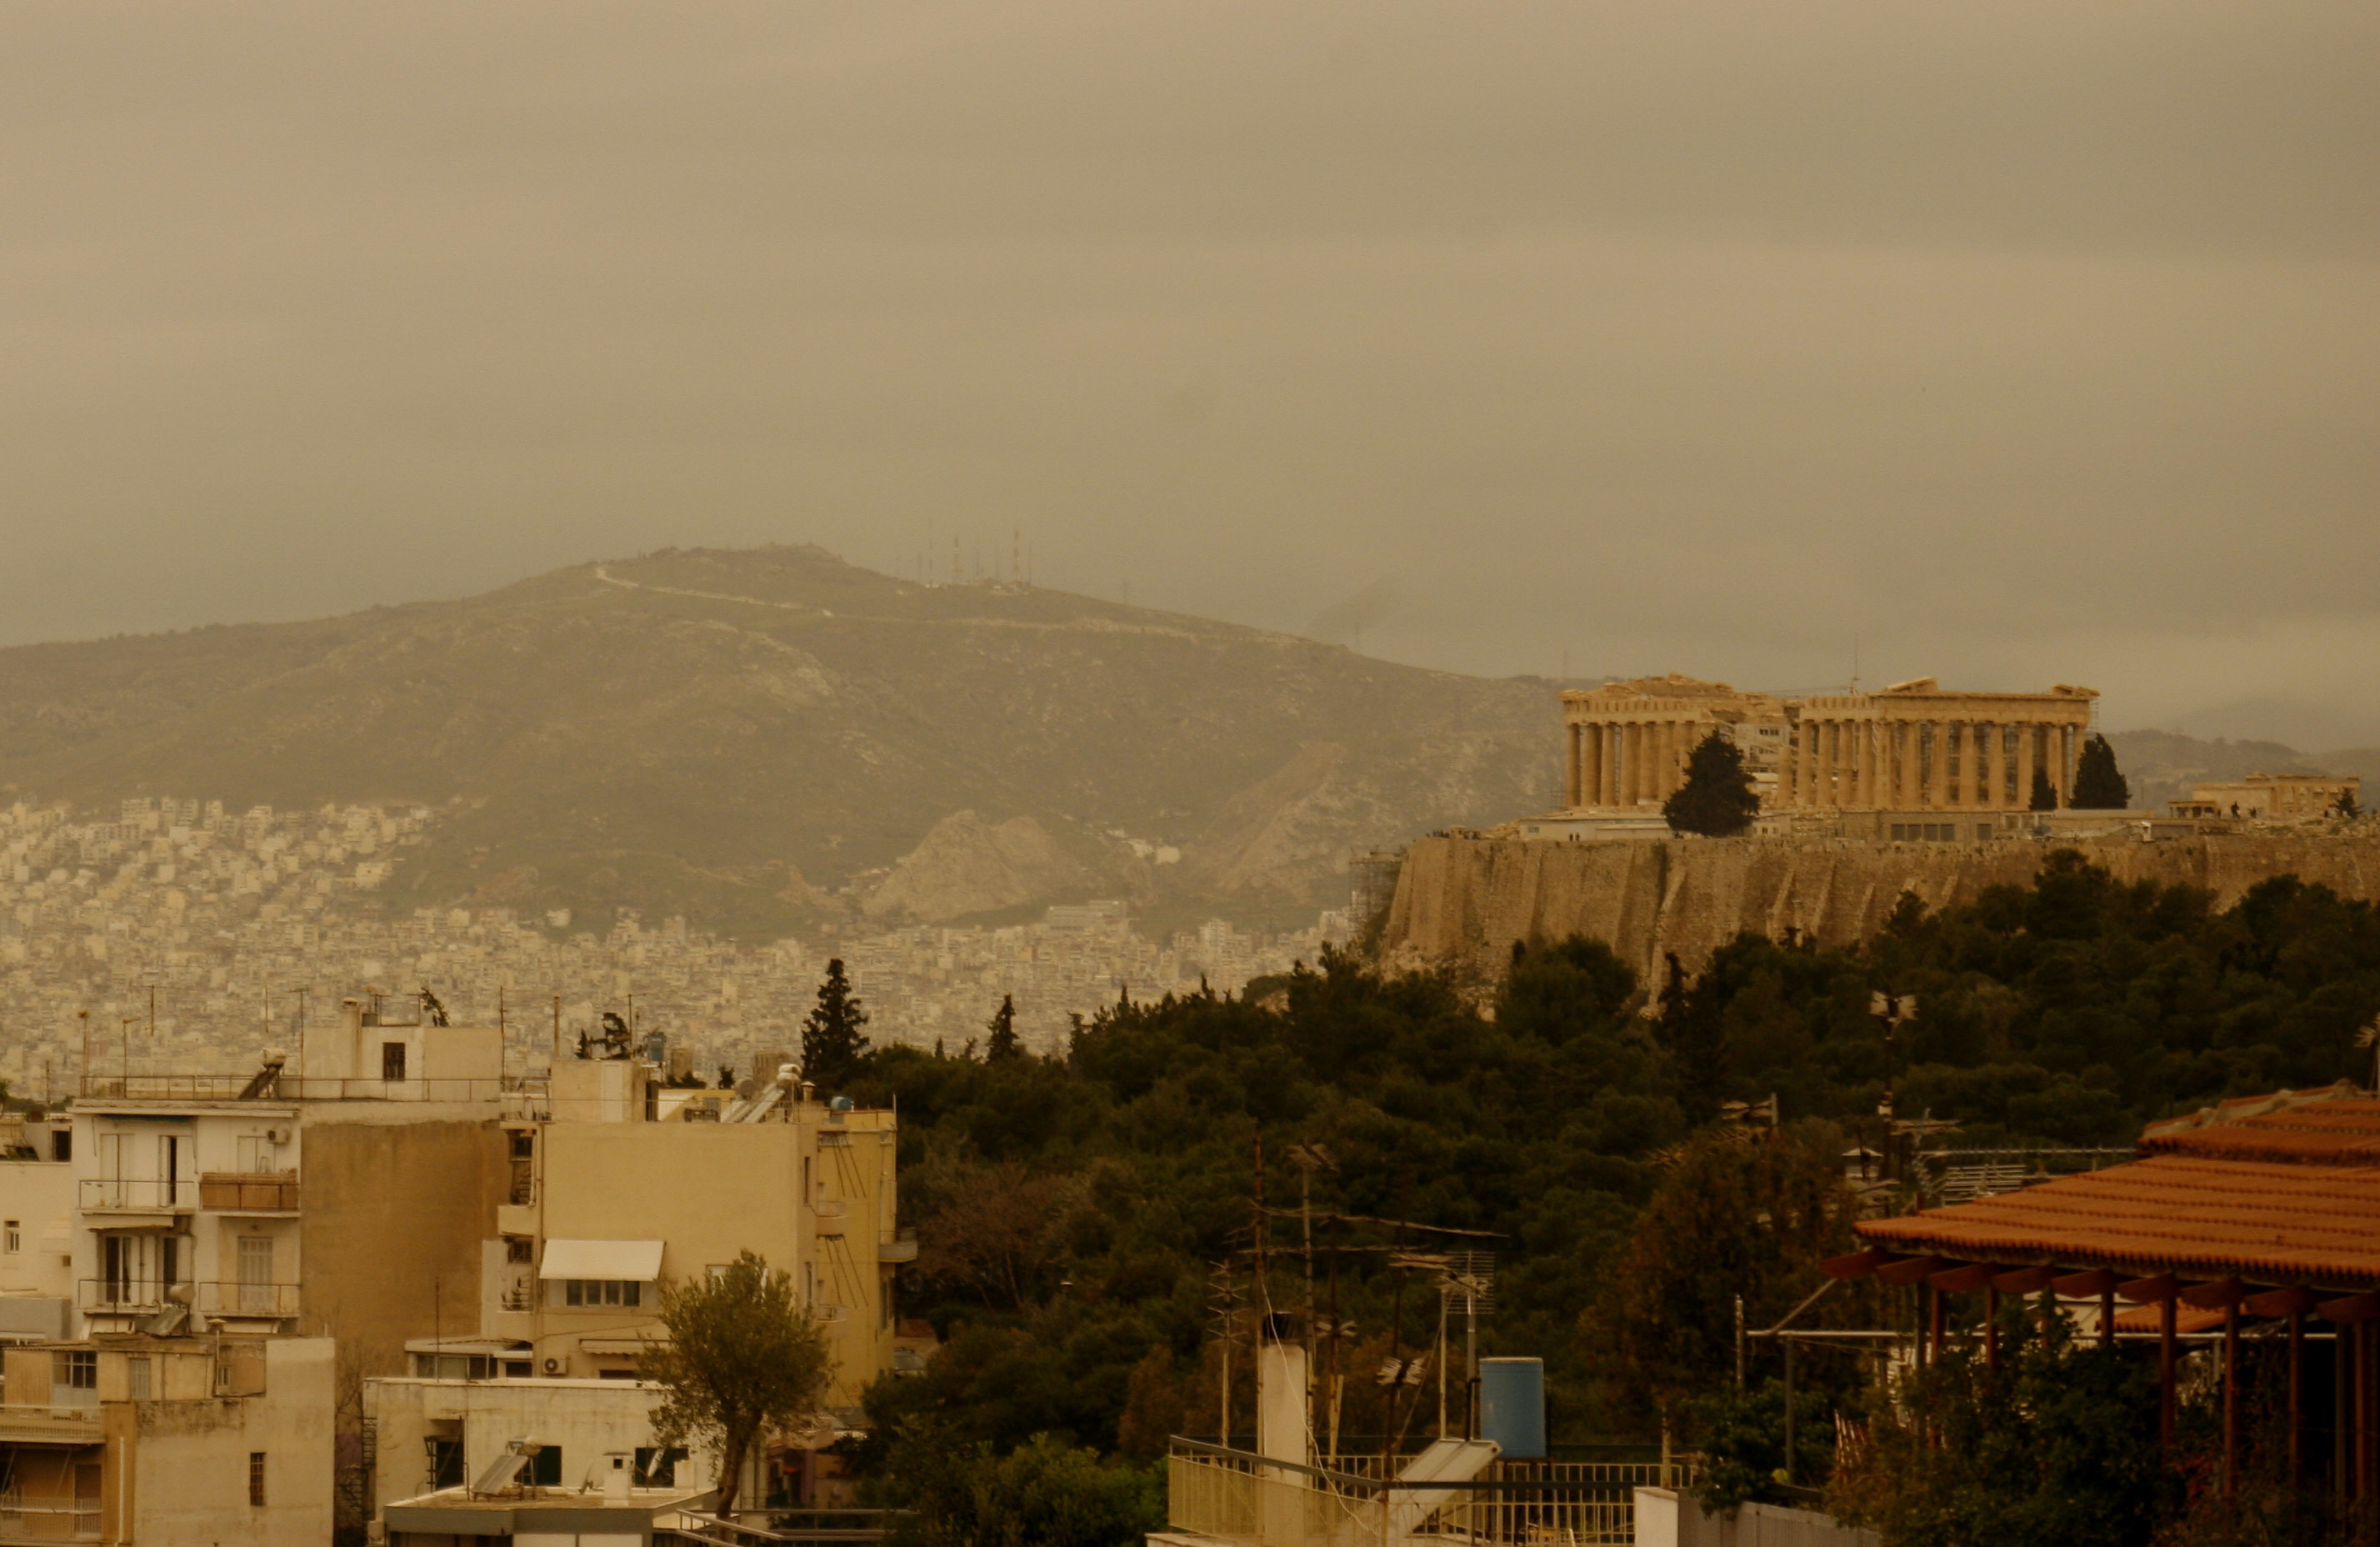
[1167, 1443, 1670, 1547]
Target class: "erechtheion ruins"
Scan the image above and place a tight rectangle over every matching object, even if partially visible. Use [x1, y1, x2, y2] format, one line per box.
[1560, 674, 2098, 813]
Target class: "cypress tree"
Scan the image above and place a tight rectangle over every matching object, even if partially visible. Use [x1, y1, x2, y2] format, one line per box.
[985, 994, 1022, 1062]
[2070, 734, 2130, 809]
[2028, 768, 2057, 812]
[798, 958, 871, 1092]
[1662, 733, 1762, 838]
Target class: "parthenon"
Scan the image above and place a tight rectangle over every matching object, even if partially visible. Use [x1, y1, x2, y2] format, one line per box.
[1560, 674, 2098, 813]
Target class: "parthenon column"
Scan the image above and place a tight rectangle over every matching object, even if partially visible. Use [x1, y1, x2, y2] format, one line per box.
[1621, 723, 1642, 805]
[1794, 723, 1816, 808]
[1566, 724, 1582, 808]
[1983, 723, 2006, 810]
[1852, 722, 1872, 807]
[2055, 724, 2075, 809]
[1928, 723, 1949, 809]
[1898, 723, 1921, 808]
[1658, 722, 1679, 800]
[1589, 723, 1609, 806]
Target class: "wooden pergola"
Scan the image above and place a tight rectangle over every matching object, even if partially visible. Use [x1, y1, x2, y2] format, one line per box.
[1823, 1082, 2380, 1497]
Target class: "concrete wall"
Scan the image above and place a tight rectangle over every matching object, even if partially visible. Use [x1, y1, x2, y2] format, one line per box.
[1635, 1488, 1879, 1547]
[1383, 831, 2380, 982]
[300, 1118, 507, 1376]
[0, 1159, 74, 1301]
[128, 1337, 336, 1547]
[364, 1375, 718, 1519]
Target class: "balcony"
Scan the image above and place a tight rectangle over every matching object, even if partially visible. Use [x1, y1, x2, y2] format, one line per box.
[812, 1199, 848, 1237]
[195, 1280, 301, 1319]
[77, 1179, 194, 1214]
[198, 1171, 299, 1213]
[74, 1280, 300, 1319]
[0, 1486, 102, 1539]
[80, 1073, 531, 1103]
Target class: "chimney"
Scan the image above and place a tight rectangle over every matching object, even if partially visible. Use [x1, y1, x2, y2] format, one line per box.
[1256, 1313, 1309, 1485]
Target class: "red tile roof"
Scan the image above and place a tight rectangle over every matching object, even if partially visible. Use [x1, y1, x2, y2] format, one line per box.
[1857, 1154, 2380, 1291]
[2138, 1085, 2380, 1167]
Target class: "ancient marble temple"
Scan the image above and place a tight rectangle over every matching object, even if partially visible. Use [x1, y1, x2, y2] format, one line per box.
[1560, 674, 2097, 813]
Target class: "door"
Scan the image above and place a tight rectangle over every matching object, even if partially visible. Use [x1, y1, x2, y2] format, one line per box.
[95, 1134, 125, 1207]
[72, 1461, 99, 1539]
[159, 1136, 179, 1207]
[238, 1235, 274, 1314]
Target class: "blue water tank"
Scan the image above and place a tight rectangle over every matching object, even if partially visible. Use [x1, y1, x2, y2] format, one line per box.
[1478, 1358, 1546, 1459]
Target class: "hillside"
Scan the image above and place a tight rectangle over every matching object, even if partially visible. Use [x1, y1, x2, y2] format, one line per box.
[0, 547, 1562, 937]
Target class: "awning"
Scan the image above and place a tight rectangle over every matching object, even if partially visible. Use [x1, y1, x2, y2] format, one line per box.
[539, 1239, 664, 1281]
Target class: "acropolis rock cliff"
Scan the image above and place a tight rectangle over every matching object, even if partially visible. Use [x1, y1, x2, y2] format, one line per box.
[1378, 832, 2380, 984]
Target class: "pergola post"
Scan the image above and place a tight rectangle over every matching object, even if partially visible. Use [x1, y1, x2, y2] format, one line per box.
[2223, 1303, 2241, 1494]
[2289, 1310, 2304, 1484]
[2162, 1297, 2178, 1452]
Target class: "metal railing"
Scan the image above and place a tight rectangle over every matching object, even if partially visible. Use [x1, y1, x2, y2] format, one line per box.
[78, 1074, 538, 1103]
[1165, 1443, 1668, 1547]
[196, 1280, 301, 1318]
[78, 1178, 194, 1210]
[0, 1489, 102, 1539]
[76, 1279, 168, 1314]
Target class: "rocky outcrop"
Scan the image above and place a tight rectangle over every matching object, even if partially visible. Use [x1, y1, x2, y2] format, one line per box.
[1381, 832, 2380, 982]
[862, 811, 1088, 922]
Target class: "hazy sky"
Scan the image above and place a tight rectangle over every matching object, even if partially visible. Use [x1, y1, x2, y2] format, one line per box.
[6, 3, 2375, 744]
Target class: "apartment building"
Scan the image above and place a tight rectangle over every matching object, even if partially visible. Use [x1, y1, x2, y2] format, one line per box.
[66, 993, 520, 1373]
[0, 1333, 332, 1544]
[448, 1044, 905, 1410]
[362, 1372, 718, 1522]
[0, 1115, 75, 1347]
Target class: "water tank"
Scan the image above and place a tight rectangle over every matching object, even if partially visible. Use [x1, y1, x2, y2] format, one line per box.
[1478, 1358, 1545, 1459]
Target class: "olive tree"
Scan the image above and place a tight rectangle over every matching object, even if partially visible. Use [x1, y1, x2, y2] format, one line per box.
[644, 1250, 834, 1518]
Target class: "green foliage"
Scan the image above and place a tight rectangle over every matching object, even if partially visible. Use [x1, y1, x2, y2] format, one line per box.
[1828, 1319, 2166, 1547]
[1690, 1378, 1837, 1511]
[841, 859, 2380, 1503]
[2073, 733, 2131, 809]
[985, 995, 1022, 1063]
[2029, 768, 2058, 811]
[643, 1250, 833, 1519]
[884, 1433, 1163, 1547]
[1592, 1129, 1864, 1427]
[1664, 733, 1762, 837]
[802, 959, 872, 1092]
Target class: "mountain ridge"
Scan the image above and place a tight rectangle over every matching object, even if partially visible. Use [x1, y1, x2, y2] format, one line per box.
[0, 546, 1560, 938]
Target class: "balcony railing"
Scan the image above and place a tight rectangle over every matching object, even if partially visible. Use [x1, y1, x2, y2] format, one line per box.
[75, 1279, 300, 1318]
[195, 1280, 301, 1318]
[0, 1488, 102, 1539]
[76, 1279, 168, 1314]
[198, 1171, 300, 1212]
[78, 1179, 195, 1211]
[78, 1074, 542, 1103]
[1162, 1442, 1668, 1547]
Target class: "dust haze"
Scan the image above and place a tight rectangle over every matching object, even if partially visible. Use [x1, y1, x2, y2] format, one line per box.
[3, 2, 2373, 744]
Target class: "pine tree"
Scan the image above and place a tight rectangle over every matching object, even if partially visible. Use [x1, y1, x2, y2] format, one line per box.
[1662, 733, 1761, 838]
[985, 994, 1022, 1063]
[798, 959, 870, 1092]
[2070, 734, 2129, 809]
[2028, 768, 2056, 812]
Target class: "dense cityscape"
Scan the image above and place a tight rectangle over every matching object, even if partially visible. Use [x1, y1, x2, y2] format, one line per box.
[0, 795, 1350, 1098]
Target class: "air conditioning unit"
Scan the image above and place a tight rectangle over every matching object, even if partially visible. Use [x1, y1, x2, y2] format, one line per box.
[542, 1357, 561, 1374]
[263, 1129, 288, 1145]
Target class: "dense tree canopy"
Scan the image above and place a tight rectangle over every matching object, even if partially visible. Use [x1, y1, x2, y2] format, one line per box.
[842, 854, 2380, 1522]
[1664, 733, 1762, 837]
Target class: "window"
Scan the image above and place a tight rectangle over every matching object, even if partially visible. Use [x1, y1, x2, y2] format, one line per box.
[128, 1356, 152, 1399]
[527, 1445, 562, 1488]
[382, 1042, 407, 1081]
[558, 1279, 642, 1308]
[508, 1131, 536, 1159]
[4, 1220, 18, 1254]
[634, 1447, 687, 1486]
[248, 1451, 267, 1507]
[429, 1437, 466, 1489]
[55, 1349, 97, 1389]
[504, 1236, 534, 1264]
[50, 1130, 68, 1162]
